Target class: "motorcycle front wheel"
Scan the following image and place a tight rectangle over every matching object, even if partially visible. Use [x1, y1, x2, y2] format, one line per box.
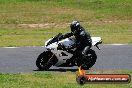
[79, 49, 97, 70]
[36, 51, 57, 70]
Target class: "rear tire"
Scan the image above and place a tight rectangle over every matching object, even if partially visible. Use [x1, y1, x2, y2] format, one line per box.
[79, 49, 97, 70]
[36, 51, 57, 70]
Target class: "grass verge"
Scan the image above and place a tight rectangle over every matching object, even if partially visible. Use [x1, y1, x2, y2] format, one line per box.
[0, 70, 131, 88]
[0, 0, 132, 46]
[0, 20, 132, 47]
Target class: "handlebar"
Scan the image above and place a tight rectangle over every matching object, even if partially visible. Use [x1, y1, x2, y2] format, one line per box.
[46, 33, 63, 46]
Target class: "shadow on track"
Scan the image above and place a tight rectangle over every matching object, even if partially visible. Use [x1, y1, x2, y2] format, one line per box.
[34, 68, 78, 72]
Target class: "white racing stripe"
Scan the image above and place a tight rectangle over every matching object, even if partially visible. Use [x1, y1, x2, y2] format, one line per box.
[3, 47, 20, 48]
[3, 46, 44, 48]
[110, 44, 128, 45]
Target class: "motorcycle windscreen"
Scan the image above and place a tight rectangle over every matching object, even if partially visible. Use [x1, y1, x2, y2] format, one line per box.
[59, 38, 76, 49]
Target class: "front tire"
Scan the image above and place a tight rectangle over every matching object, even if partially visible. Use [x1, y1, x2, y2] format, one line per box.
[36, 51, 57, 70]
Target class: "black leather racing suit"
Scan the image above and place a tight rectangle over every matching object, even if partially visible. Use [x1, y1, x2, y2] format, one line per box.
[62, 27, 92, 57]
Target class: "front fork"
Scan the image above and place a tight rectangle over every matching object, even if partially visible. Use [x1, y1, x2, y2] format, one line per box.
[46, 52, 58, 66]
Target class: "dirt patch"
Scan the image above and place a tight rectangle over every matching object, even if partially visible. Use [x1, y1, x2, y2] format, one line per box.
[18, 23, 70, 28]
[17, 21, 105, 29]
[17, 20, 132, 29]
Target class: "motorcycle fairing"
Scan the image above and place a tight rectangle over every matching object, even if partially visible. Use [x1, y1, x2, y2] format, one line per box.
[45, 36, 102, 67]
[91, 37, 102, 46]
[45, 38, 74, 66]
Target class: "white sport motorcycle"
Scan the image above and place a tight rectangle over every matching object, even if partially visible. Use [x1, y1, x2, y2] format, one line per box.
[36, 33, 102, 70]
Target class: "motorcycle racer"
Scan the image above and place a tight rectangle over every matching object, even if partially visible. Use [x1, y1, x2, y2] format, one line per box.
[60, 21, 92, 58]
[36, 21, 102, 70]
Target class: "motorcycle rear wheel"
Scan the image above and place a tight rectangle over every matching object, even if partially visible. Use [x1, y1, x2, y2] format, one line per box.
[79, 49, 97, 70]
[36, 51, 57, 70]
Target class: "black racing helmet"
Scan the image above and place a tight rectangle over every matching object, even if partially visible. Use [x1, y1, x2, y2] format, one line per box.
[70, 21, 80, 33]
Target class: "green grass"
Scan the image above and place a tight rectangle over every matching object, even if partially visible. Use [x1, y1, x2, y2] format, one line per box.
[0, 70, 131, 88]
[0, 21, 131, 47]
[0, 0, 131, 23]
[0, 0, 132, 46]
[0, 1, 131, 88]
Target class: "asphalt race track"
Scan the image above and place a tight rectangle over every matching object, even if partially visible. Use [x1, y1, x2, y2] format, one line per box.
[0, 45, 132, 73]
